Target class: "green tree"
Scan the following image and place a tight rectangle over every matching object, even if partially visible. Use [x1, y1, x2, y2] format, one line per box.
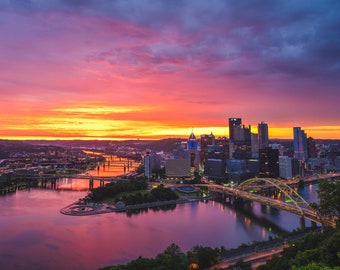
[291, 249, 319, 267]
[126, 256, 156, 270]
[187, 246, 221, 269]
[264, 254, 291, 270]
[193, 170, 202, 183]
[316, 179, 340, 225]
[135, 164, 144, 175]
[225, 259, 251, 270]
[318, 230, 340, 267]
[292, 262, 340, 270]
[155, 244, 188, 270]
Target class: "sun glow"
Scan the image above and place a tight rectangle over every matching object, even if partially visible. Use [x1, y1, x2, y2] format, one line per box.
[52, 105, 147, 114]
[1, 101, 339, 141]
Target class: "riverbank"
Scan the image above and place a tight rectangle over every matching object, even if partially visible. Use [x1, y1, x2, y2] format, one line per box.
[60, 195, 213, 216]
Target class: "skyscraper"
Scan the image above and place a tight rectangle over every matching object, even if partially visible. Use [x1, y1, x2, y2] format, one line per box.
[307, 137, 317, 158]
[259, 147, 279, 178]
[258, 121, 269, 150]
[251, 133, 259, 158]
[293, 127, 308, 161]
[188, 132, 200, 168]
[228, 118, 241, 141]
[200, 132, 215, 163]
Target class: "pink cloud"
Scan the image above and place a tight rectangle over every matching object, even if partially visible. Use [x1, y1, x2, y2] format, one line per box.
[0, 1, 339, 139]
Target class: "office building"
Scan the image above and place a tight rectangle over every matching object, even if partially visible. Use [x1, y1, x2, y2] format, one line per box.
[259, 147, 279, 178]
[165, 158, 191, 178]
[204, 159, 226, 178]
[279, 156, 293, 179]
[144, 151, 161, 179]
[247, 159, 259, 176]
[307, 137, 317, 158]
[200, 133, 215, 164]
[188, 132, 200, 169]
[251, 133, 259, 158]
[258, 121, 269, 149]
[228, 118, 242, 141]
[293, 127, 308, 161]
[226, 159, 254, 182]
[228, 118, 252, 159]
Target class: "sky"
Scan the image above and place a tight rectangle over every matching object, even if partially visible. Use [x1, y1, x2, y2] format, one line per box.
[1, 0, 340, 140]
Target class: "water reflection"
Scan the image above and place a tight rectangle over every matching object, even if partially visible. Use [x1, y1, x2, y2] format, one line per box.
[0, 160, 321, 270]
[0, 187, 307, 270]
[125, 204, 177, 217]
[34, 156, 139, 191]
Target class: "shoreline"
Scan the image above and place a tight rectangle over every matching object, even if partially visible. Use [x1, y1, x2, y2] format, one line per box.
[60, 195, 213, 216]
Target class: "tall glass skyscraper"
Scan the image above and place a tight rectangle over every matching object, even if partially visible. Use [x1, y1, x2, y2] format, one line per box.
[258, 121, 269, 150]
[293, 127, 308, 161]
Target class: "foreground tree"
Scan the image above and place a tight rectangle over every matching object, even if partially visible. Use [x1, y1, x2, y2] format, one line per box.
[225, 259, 251, 270]
[259, 228, 340, 270]
[155, 243, 188, 270]
[187, 245, 221, 269]
[313, 179, 340, 227]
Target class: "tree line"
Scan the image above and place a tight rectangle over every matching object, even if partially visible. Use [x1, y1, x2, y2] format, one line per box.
[99, 243, 221, 270]
[87, 179, 148, 202]
[87, 180, 179, 206]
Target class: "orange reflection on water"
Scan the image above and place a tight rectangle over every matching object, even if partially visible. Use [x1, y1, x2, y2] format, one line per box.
[244, 217, 251, 228]
[55, 155, 140, 191]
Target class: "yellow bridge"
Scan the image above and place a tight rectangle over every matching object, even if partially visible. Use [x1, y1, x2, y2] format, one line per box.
[203, 178, 337, 228]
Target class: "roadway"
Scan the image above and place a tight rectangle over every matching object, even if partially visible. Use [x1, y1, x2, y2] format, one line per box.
[211, 230, 319, 269]
[206, 183, 336, 228]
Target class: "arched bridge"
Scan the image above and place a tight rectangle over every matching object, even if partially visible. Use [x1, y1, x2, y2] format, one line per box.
[205, 178, 336, 228]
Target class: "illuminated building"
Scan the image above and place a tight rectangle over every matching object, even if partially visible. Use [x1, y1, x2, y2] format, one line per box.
[259, 147, 279, 178]
[188, 132, 200, 169]
[228, 118, 252, 160]
[200, 133, 215, 164]
[188, 132, 198, 150]
[214, 136, 229, 161]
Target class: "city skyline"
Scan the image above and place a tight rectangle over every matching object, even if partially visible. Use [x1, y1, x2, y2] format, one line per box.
[1, 1, 340, 140]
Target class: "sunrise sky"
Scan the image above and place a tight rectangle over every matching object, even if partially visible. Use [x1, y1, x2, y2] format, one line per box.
[1, 0, 339, 140]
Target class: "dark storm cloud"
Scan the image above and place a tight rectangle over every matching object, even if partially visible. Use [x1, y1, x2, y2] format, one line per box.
[2, 0, 340, 80]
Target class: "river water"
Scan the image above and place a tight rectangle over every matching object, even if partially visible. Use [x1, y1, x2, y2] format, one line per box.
[0, 157, 319, 270]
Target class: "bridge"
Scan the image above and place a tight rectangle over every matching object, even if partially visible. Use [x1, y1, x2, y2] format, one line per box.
[203, 178, 337, 228]
[31, 173, 122, 181]
[29, 173, 129, 189]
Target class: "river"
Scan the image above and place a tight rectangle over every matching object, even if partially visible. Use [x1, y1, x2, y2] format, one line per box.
[0, 157, 319, 270]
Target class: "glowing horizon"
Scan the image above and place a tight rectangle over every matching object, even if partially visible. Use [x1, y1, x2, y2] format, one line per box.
[1, 1, 340, 141]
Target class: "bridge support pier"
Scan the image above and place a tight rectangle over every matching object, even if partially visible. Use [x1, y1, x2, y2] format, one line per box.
[51, 179, 56, 189]
[100, 180, 104, 187]
[300, 216, 305, 228]
[89, 178, 94, 189]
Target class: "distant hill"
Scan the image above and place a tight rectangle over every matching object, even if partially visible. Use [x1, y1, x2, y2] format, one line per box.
[1, 138, 185, 153]
[1, 138, 339, 154]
